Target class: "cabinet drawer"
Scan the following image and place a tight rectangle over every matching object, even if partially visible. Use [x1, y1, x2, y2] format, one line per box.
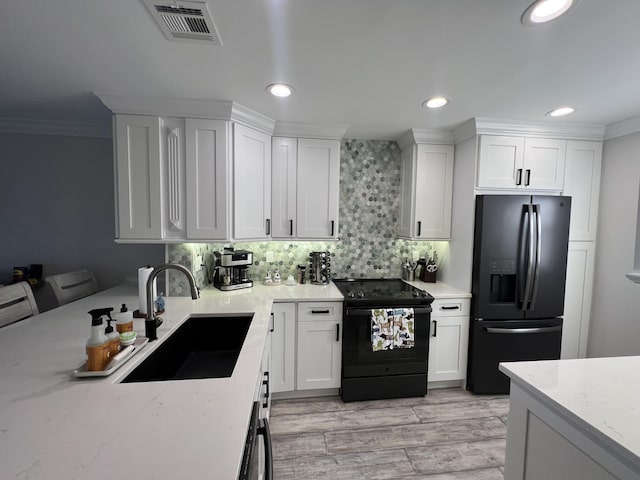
[297, 302, 342, 322]
[431, 298, 470, 317]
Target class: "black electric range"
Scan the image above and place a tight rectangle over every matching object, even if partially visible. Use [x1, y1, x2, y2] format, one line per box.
[333, 278, 434, 402]
[332, 278, 433, 306]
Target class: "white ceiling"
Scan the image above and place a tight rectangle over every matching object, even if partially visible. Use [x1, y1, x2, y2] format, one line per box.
[2, 0, 640, 140]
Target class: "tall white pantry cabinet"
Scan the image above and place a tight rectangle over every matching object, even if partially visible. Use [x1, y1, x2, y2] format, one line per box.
[443, 120, 604, 360]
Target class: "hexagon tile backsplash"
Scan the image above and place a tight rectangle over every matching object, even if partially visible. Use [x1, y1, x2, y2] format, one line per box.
[167, 139, 447, 295]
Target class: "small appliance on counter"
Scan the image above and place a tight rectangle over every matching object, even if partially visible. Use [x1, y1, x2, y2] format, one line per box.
[309, 251, 331, 284]
[213, 248, 253, 291]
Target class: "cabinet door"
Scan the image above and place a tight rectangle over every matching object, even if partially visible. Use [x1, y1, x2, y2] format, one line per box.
[271, 137, 298, 238]
[477, 135, 525, 189]
[297, 139, 340, 239]
[562, 242, 595, 359]
[414, 144, 454, 239]
[523, 138, 566, 191]
[428, 316, 469, 382]
[398, 146, 416, 238]
[115, 115, 162, 239]
[185, 119, 231, 240]
[234, 124, 272, 240]
[297, 303, 342, 390]
[564, 141, 602, 241]
[271, 303, 296, 393]
[160, 117, 186, 240]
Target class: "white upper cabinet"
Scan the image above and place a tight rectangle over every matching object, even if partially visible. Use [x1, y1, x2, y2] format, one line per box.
[161, 117, 187, 241]
[272, 138, 340, 239]
[563, 140, 602, 241]
[233, 124, 272, 240]
[271, 137, 298, 238]
[297, 138, 340, 239]
[114, 115, 163, 240]
[398, 143, 454, 239]
[477, 135, 566, 191]
[185, 119, 232, 240]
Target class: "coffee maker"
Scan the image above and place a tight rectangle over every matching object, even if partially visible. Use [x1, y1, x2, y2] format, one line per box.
[213, 248, 253, 291]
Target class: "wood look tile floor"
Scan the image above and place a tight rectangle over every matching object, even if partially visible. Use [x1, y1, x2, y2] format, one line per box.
[270, 388, 509, 479]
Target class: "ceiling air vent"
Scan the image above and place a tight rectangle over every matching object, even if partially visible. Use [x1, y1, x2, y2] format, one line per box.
[142, 0, 222, 45]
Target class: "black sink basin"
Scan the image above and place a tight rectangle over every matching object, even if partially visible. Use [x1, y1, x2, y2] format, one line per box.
[121, 314, 253, 383]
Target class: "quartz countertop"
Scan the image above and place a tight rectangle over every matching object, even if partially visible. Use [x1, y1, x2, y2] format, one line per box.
[405, 280, 472, 299]
[0, 279, 465, 479]
[499, 356, 640, 471]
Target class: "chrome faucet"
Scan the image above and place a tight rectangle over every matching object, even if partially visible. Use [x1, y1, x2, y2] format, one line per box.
[145, 263, 200, 341]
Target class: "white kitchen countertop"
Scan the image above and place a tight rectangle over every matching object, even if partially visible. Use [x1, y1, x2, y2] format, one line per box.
[0, 279, 465, 479]
[405, 279, 472, 299]
[499, 356, 640, 472]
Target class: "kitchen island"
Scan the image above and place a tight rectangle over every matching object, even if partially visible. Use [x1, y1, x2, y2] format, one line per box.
[500, 357, 640, 479]
[0, 281, 342, 480]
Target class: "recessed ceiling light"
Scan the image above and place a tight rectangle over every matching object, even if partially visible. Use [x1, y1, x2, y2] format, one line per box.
[422, 96, 449, 109]
[267, 83, 294, 97]
[522, 0, 578, 26]
[547, 106, 576, 117]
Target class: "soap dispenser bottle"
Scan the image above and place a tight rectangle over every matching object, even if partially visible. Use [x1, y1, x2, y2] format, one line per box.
[116, 303, 133, 333]
[104, 312, 120, 358]
[86, 309, 110, 371]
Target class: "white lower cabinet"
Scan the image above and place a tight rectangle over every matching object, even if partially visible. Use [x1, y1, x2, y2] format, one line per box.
[296, 302, 343, 390]
[562, 242, 595, 359]
[427, 298, 470, 383]
[270, 303, 296, 393]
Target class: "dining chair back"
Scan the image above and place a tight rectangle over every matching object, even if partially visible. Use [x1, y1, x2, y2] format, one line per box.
[0, 281, 39, 328]
[45, 269, 98, 306]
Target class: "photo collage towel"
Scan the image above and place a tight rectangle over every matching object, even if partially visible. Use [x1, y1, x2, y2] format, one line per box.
[371, 308, 415, 351]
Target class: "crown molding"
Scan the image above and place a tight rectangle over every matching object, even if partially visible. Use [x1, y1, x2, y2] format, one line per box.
[0, 117, 111, 138]
[273, 121, 348, 139]
[94, 93, 275, 134]
[397, 128, 454, 150]
[604, 115, 640, 140]
[453, 117, 605, 143]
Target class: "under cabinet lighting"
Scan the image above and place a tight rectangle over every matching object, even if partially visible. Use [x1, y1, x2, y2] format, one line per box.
[522, 0, 578, 26]
[267, 83, 294, 97]
[547, 106, 575, 117]
[422, 96, 449, 109]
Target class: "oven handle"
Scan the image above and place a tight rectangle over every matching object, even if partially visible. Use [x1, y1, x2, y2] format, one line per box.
[485, 326, 562, 334]
[345, 307, 431, 317]
[257, 417, 273, 480]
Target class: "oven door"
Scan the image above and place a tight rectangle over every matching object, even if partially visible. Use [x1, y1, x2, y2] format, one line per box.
[342, 306, 430, 378]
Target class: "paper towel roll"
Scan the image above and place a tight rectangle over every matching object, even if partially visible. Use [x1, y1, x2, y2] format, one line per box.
[138, 266, 157, 315]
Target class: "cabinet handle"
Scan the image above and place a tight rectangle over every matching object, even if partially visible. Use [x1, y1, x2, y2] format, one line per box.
[432, 320, 438, 337]
[270, 312, 274, 332]
[290, 219, 294, 236]
[336, 323, 340, 342]
[262, 371, 270, 408]
[516, 168, 523, 186]
[417, 221, 422, 237]
[266, 218, 271, 236]
[330, 220, 335, 236]
[311, 309, 330, 314]
[440, 305, 460, 311]
[525, 169, 531, 186]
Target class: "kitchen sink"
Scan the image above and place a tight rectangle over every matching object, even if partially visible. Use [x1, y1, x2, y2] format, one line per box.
[121, 314, 253, 383]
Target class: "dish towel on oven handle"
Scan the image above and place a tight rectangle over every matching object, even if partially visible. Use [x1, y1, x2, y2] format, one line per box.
[371, 308, 415, 351]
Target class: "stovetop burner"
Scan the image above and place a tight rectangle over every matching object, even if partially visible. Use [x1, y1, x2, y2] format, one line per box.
[333, 278, 433, 305]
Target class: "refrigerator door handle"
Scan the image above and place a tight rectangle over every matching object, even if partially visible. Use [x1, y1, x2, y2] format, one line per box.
[529, 204, 542, 310]
[485, 326, 562, 334]
[521, 203, 535, 311]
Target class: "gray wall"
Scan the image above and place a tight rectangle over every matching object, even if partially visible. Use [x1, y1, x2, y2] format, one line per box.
[589, 131, 640, 357]
[0, 132, 164, 311]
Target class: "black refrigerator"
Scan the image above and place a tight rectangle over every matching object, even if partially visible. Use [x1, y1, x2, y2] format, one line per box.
[467, 194, 571, 394]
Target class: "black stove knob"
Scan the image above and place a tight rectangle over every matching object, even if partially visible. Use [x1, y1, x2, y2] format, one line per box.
[357, 291, 365, 299]
[347, 291, 355, 299]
